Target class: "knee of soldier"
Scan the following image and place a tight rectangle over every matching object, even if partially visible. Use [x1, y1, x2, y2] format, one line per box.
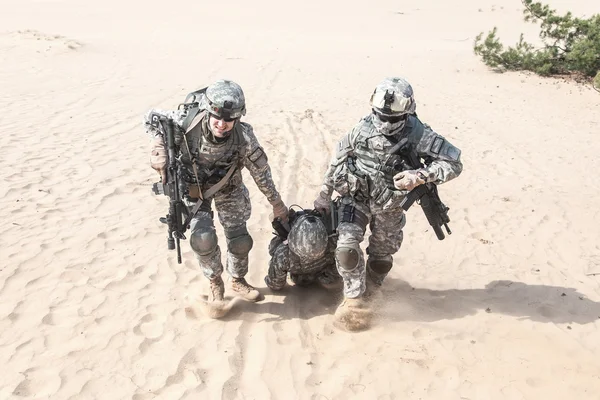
[336, 246, 360, 271]
[226, 226, 254, 257]
[190, 227, 218, 256]
[368, 254, 393, 274]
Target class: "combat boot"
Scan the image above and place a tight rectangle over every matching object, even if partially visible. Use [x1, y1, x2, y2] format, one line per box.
[363, 276, 383, 302]
[333, 296, 373, 332]
[230, 277, 261, 302]
[209, 276, 225, 302]
[264, 275, 286, 291]
[316, 269, 343, 291]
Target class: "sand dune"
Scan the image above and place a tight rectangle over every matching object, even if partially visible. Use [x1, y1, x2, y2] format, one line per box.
[1, 0, 600, 398]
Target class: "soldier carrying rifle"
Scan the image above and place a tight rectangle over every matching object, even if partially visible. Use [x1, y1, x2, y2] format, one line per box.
[144, 79, 289, 305]
[313, 77, 464, 331]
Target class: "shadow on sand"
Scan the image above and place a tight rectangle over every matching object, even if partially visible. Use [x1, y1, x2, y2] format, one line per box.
[190, 279, 600, 325]
[379, 278, 600, 325]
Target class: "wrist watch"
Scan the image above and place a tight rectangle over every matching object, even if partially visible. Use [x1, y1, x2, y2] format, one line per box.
[416, 170, 428, 182]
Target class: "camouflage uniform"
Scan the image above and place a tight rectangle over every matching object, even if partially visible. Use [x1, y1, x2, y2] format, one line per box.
[265, 210, 340, 290]
[145, 80, 286, 299]
[316, 77, 463, 300]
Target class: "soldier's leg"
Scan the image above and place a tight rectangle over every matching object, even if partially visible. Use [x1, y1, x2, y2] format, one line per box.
[334, 220, 377, 332]
[214, 184, 260, 301]
[188, 202, 225, 301]
[315, 263, 343, 290]
[264, 239, 289, 291]
[214, 184, 252, 276]
[366, 209, 406, 286]
[335, 221, 367, 299]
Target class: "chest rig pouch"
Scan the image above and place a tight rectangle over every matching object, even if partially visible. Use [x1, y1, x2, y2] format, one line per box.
[182, 112, 244, 200]
[332, 131, 369, 202]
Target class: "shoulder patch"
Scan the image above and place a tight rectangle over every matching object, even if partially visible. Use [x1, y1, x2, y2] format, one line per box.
[430, 137, 445, 155]
[248, 146, 268, 168]
[336, 134, 353, 158]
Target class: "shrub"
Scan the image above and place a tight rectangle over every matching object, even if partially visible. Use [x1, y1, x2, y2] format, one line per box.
[474, 0, 600, 89]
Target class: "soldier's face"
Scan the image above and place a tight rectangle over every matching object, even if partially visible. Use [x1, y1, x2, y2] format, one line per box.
[209, 115, 236, 137]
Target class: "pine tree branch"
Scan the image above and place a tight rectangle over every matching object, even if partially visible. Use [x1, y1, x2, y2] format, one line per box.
[522, 0, 549, 22]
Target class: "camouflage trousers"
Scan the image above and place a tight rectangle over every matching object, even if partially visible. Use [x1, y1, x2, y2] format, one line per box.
[336, 197, 406, 298]
[187, 183, 252, 280]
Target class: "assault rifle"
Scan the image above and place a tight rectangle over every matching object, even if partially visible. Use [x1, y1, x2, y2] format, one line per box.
[390, 138, 452, 240]
[149, 114, 188, 263]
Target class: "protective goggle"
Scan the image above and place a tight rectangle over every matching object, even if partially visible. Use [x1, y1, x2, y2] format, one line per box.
[209, 113, 238, 123]
[206, 98, 244, 122]
[372, 109, 408, 124]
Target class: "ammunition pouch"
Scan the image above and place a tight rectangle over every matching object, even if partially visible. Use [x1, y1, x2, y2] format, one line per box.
[333, 160, 369, 201]
[339, 203, 369, 230]
[186, 168, 232, 199]
[187, 184, 201, 199]
[206, 168, 228, 185]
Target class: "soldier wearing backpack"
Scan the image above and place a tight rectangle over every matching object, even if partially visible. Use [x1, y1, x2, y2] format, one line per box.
[144, 79, 288, 304]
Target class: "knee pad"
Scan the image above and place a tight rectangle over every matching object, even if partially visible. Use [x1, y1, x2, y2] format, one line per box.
[336, 246, 360, 271]
[368, 255, 393, 274]
[190, 227, 218, 256]
[226, 226, 254, 257]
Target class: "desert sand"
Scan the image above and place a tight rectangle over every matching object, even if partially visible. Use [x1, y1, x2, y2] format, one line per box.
[1, 0, 600, 398]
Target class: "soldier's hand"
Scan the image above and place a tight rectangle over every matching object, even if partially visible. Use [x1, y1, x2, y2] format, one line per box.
[313, 192, 331, 215]
[157, 168, 167, 184]
[150, 137, 167, 183]
[393, 170, 425, 191]
[270, 196, 289, 223]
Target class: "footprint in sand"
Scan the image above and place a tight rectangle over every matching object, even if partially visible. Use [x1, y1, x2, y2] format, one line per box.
[8, 29, 83, 52]
[470, 231, 494, 244]
[133, 313, 164, 340]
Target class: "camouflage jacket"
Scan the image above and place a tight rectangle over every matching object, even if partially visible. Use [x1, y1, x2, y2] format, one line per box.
[320, 113, 463, 205]
[144, 109, 280, 202]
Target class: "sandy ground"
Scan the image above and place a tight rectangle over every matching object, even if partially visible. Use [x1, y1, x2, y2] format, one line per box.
[1, 0, 600, 398]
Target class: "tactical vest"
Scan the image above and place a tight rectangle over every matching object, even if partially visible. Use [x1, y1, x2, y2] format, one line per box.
[180, 111, 246, 184]
[342, 114, 425, 198]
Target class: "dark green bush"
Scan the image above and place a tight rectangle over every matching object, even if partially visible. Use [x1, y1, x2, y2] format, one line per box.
[474, 0, 600, 89]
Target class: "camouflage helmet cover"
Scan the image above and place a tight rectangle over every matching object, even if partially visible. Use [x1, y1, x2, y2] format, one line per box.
[288, 213, 328, 261]
[202, 79, 247, 119]
[369, 77, 416, 116]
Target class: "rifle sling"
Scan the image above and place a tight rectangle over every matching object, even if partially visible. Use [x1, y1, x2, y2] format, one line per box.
[183, 108, 202, 133]
[181, 111, 238, 228]
[182, 163, 236, 229]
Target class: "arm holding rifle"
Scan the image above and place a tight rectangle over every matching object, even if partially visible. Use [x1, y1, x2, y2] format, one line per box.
[394, 123, 463, 189]
[393, 122, 463, 239]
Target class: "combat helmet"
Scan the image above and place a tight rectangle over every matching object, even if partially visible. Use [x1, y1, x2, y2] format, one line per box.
[288, 212, 329, 261]
[202, 79, 246, 121]
[369, 77, 416, 133]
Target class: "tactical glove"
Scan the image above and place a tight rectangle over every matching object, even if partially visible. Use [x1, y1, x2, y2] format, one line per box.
[393, 169, 426, 191]
[150, 137, 167, 183]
